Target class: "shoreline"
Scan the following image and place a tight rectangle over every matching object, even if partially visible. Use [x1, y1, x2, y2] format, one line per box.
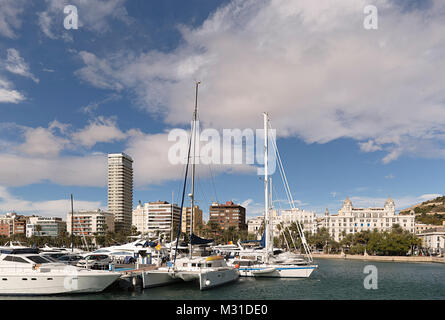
[312, 253, 445, 264]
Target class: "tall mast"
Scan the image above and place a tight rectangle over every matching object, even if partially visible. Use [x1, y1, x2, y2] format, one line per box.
[189, 81, 200, 258]
[71, 194, 74, 252]
[264, 112, 270, 263]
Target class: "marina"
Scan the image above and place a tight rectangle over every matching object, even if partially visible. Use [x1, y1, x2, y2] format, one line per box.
[1, 259, 444, 300]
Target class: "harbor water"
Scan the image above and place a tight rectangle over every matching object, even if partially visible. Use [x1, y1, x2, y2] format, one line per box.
[2, 258, 445, 300]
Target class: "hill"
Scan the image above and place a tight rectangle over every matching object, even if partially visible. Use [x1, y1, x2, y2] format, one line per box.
[400, 195, 445, 225]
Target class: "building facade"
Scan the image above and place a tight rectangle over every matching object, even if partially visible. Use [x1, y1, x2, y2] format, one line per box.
[108, 153, 133, 233]
[247, 216, 263, 238]
[209, 201, 247, 230]
[132, 201, 181, 238]
[417, 227, 445, 256]
[181, 206, 203, 233]
[247, 208, 317, 239]
[322, 197, 416, 242]
[66, 209, 115, 236]
[26, 217, 66, 237]
[0, 214, 14, 237]
[0, 213, 32, 237]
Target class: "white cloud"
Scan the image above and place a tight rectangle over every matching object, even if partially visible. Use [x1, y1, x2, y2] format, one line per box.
[15, 126, 70, 157]
[0, 153, 107, 187]
[3, 49, 39, 83]
[125, 130, 255, 187]
[75, 0, 445, 164]
[72, 117, 127, 148]
[0, 0, 26, 38]
[39, 0, 130, 39]
[0, 76, 25, 104]
[0, 186, 103, 217]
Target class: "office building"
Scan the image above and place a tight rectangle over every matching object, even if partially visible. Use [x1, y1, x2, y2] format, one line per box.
[26, 217, 66, 237]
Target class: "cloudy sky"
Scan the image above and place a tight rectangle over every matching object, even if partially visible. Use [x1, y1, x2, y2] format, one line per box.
[0, 0, 444, 219]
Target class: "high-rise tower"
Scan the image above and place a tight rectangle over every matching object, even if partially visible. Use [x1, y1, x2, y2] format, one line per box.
[108, 153, 133, 233]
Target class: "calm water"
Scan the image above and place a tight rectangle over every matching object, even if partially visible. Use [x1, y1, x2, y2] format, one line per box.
[3, 259, 445, 300]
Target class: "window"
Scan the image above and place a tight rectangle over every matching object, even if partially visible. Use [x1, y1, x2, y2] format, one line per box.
[27, 256, 51, 264]
[3, 256, 29, 264]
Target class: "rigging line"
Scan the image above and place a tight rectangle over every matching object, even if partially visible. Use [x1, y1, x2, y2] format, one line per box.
[173, 110, 194, 265]
[268, 120, 313, 262]
[208, 163, 219, 203]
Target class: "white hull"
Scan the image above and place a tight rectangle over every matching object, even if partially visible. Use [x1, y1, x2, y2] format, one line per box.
[142, 269, 180, 288]
[0, 272, 121, 295]
[238, 264, 317, 278]
[198, 268, 239, 290]
[143, 268, 239, 290]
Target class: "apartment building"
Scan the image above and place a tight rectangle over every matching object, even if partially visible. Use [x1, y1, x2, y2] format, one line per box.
[181, 206, 203, 233]
[66, 209, 115, 236]
[108, 153, 133, 233]
[132, 201, 181, 238]
[209, 201, 247, 230]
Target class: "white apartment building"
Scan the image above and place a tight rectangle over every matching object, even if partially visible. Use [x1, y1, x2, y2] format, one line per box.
[247, 216, 263, 238]
[26, 217, 66, 238]
[66, 209, 115, 236]
[247, 208, 317, 239]
[108, 153, 133, 233]
[132, 201, 181, 238]
[322, 197, 416, 242]
[417, 227, 445, 255]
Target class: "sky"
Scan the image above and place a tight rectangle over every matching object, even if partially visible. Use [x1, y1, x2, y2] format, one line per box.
[0, 0, 444, 220]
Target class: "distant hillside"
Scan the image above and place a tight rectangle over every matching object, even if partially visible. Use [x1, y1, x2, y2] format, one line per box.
[400, 195, 445, 225]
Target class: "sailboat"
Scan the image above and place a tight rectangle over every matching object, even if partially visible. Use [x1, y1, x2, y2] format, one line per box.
[230, 113, 318, 278]
[142, 82, 239, 290]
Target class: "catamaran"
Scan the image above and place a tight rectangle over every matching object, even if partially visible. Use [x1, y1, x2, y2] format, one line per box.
[229, 113, 318, 278]
[142, 82, 239, 290]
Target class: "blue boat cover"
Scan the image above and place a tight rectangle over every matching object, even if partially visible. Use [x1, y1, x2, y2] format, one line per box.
[190, 233, 214, 245]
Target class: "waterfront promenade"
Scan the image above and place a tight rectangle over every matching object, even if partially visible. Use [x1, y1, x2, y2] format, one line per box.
[312, 253, 445, 264]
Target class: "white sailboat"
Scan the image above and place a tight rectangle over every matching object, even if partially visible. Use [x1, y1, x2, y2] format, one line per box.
[142, 82, 239, 290]
[231, 113, 318, 278]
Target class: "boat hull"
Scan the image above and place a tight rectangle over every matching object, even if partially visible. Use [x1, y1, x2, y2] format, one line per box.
[142, 270, 180, 288]
[238, 265, 317, 278]
[199, 268, 239, 290]
[0, 272, 121, 295]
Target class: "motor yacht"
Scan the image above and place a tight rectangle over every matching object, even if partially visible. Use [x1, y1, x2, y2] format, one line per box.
[0, 248, 121, 295]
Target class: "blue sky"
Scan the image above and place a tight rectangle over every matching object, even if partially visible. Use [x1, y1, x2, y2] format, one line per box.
[0, 0, 444, 220]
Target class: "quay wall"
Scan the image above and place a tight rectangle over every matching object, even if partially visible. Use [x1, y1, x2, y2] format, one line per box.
[312, 253, 445, 264]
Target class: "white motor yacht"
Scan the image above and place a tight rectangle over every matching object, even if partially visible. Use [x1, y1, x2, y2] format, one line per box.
[0, 248, 121, 295]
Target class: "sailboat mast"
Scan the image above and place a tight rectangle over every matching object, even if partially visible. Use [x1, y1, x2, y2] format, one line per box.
[264, 112, 270, 263]
[189, 81, 200, 258]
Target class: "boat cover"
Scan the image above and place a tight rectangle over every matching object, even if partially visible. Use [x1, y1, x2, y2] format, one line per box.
[190, 233, 214, 245]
